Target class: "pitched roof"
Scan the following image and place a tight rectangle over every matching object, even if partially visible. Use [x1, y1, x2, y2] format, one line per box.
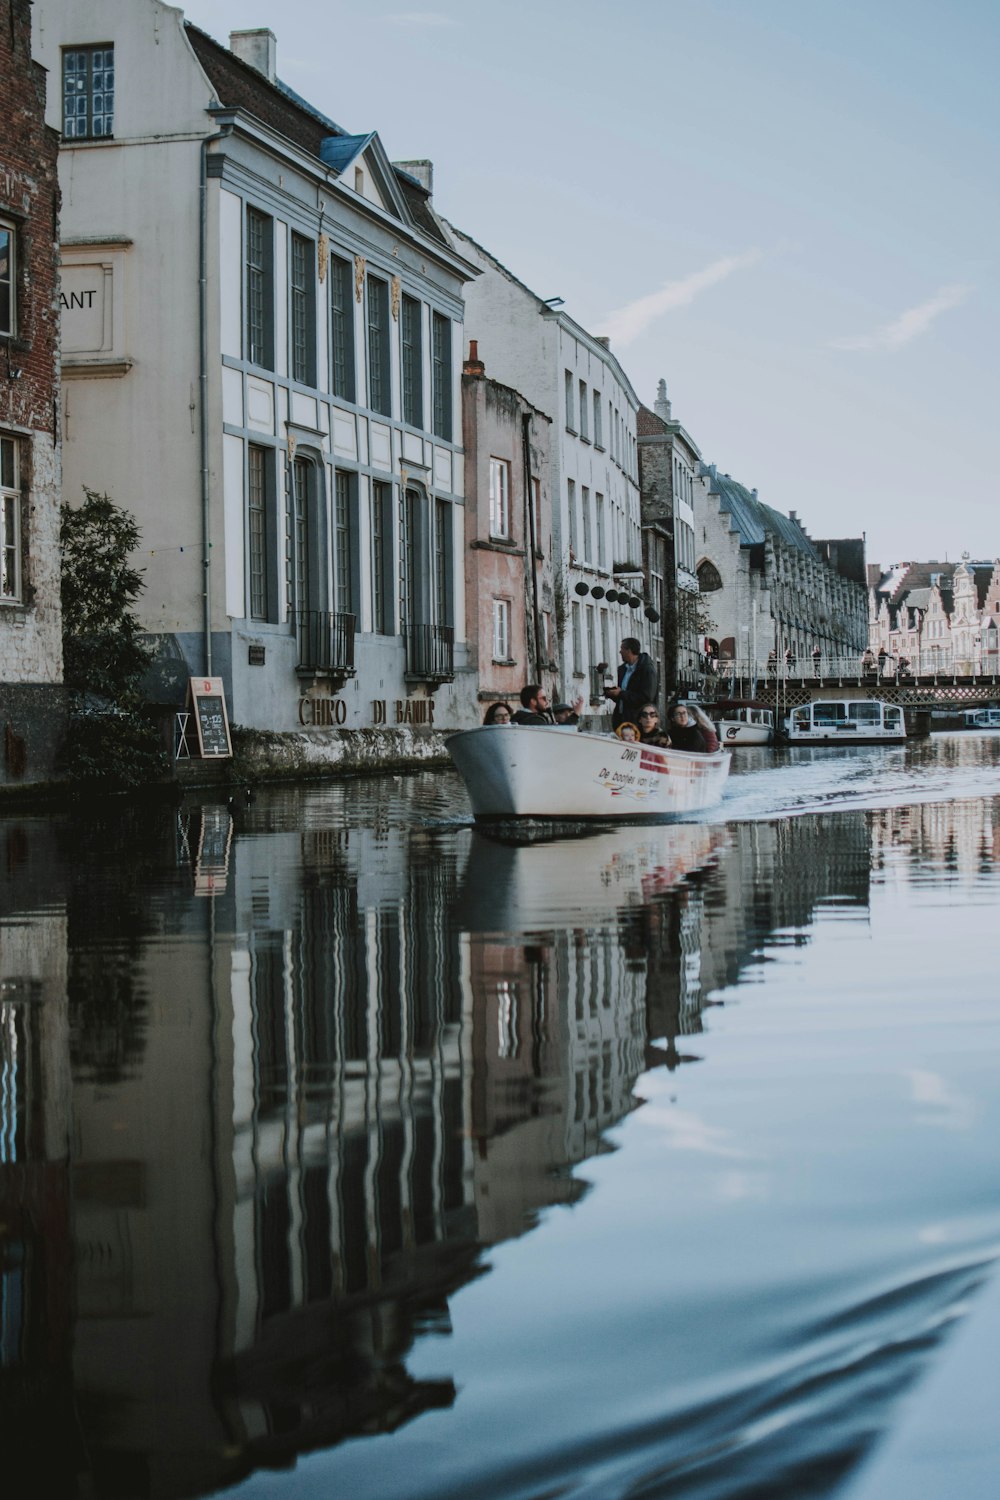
[184, 23, 449, 247]
[705, 467, 818, 557]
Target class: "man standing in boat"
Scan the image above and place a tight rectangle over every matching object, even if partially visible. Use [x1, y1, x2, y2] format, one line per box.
[604, 638, 659, 730]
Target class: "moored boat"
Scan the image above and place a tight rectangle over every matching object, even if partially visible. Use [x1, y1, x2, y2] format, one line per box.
[710, 699, 775, 746]
[785, 697, 906, 745]
[447, 725, 731, 822]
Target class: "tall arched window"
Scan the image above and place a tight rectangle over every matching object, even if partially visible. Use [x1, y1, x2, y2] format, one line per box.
[697, 560, 723, 592]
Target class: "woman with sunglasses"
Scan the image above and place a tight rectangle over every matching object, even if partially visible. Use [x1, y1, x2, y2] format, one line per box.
[637, 704, 670, 747]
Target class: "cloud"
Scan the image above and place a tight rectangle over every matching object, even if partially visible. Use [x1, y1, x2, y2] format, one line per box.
[831, 283, 971, 352]
[385, 11, 456, 24]
[599, 250, 763, 347]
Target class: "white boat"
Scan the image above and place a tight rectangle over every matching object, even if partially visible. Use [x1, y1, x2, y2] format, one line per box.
[963, 707, 1000, 729]
[711, 700, 775, 746]
[447, 725, 731, 822]
[785, 697, 906, 745]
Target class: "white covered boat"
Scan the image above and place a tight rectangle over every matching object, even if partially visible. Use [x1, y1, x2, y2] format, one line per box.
[785, 698, 906, 745]
[711, 700, 775, 746]
[446, 725, 731, 822]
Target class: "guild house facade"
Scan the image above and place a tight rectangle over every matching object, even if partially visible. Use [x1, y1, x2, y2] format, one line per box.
[33, 0, 480, 737]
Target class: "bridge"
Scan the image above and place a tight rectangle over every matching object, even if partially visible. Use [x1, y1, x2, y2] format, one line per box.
[715, 655, 1000, 712]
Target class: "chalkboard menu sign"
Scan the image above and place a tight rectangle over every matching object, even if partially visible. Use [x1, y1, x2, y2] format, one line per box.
[187, 677, 233, 759]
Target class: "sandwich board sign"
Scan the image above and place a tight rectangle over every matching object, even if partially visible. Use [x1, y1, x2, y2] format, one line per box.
[187, 677, 232, 758]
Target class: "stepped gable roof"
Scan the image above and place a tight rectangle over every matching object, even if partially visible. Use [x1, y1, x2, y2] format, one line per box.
[707, 468, 817, 558]
[184, 24, 448, 247]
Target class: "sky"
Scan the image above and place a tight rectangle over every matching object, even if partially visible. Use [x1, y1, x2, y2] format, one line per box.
[180, 0, 999, 570]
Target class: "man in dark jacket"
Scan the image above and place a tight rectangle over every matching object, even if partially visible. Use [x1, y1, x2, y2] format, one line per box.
[604, 638, 658, 729]
[512, 684, 556, 726]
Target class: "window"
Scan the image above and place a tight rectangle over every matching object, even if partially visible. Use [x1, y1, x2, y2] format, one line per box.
[401, 294, 423, 427]
[579, 380, 588, 440]
[63, 46, 114, 140]
[571, 601, 582, 674]
[0, 225, 14, 338]
[489, 457, 510, 539]
[593, 391, 602, 448]
[290, 234, 316, 385]
[335, 470, 355, 615]
[248, 444, 277, 621]
[1, 436, 20, 602]
[432, 312, 452, 440]
[435, 498, 451, 624]
[581, 486, 592, 561]
[565, 370, 575, 430]
[567, 478, 578, 557]
[372, 481, 392, 633]
[492, 599, 511, 660]
[246, 207, 274, 368]
[596, 492, 605, 569]
[330, 254, 355, 401]
[367, 275, 390, 416]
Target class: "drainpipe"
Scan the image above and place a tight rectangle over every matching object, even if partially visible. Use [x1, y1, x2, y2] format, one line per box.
[199, 122, 234, 676]
[522, 412, 544, 679]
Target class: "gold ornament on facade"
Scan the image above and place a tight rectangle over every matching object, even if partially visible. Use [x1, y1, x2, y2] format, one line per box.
[354, 255, 365, 303]
[317, 234, 329, 284]
[391, 275, 401, 321]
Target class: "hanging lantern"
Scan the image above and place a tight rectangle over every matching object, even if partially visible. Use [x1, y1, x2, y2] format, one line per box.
[604, 588, 619, 603]
[644, 606, 660, 623]
[590, 585, 605, 600]
[574, 581, 590, 596]
[628, 595, 642, 609]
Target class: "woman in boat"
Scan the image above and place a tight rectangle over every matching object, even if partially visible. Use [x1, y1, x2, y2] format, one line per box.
[637, 704, 670, 747]
[666, 702, 720, 753]
[483, 702, 515, 725]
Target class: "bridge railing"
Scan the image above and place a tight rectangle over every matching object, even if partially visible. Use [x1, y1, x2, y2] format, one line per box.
[715, 653, 1000, 686]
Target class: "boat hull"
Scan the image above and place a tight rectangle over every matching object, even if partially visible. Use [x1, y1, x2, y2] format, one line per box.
[716, 720, 773, 746]
[447, 726, 731, 821]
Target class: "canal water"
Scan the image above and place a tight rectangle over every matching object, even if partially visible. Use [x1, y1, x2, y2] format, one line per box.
[2, 733, 999, 1500]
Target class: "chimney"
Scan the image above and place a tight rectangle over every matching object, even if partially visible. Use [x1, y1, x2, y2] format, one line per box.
[654, 378, 672, 422]
[230, 29, 277, 82]
[463, 339, 485, 377]
[595, 335, 611, 349]
[394, 159, 433, 195]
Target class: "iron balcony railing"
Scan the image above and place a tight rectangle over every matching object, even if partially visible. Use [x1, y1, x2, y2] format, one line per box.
[294, 609, 356, 676]
[405, 623, 455, 680]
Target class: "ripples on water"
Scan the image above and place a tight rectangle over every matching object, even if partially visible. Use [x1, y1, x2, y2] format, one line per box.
[0, 733, 999, 1499]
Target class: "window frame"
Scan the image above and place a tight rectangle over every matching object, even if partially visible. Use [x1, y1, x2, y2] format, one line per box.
[431, 312, 452, 440]
[401, 293, 423, 428]
[289, 232, 316, 386]
[489, 456, 511, 540]
[2, 435, 22, 604]
[62, 45, 115, 142]
[0, 223, 14, 339]
[247, 442, 278, 622]
[330, 253, 356, 402]
[366, 274, 391, 417]
[246, 205, 274, 370]
[492, 598, 511, 662]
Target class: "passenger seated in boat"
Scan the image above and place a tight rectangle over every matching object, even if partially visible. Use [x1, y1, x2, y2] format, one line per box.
[615, 721, 640, 742]
[483, 702, 514, 725]
[553, 697, 585, 726]
[511, 684, 556, 725]
[666, 702, 720, 753]
[637, 704, 670, 747]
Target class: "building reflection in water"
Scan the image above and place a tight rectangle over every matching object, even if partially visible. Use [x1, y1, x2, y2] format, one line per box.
[2, 780, 991, 1495]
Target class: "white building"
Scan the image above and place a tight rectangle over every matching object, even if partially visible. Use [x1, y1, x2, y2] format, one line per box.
[446, 225, 645, 709]
[33, 1, 479, 736]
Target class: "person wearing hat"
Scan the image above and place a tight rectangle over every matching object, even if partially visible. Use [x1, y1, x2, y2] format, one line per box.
[553, 696, 584, 726]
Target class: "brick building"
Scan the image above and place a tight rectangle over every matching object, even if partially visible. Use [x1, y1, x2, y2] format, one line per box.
[1, 0, 65, 787]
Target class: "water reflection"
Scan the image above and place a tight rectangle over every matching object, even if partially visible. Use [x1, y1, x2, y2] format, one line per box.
[0, 758, 997, 1498]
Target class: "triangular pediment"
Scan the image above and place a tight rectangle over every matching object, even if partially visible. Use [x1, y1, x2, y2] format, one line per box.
[319, 131, 411, 224]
